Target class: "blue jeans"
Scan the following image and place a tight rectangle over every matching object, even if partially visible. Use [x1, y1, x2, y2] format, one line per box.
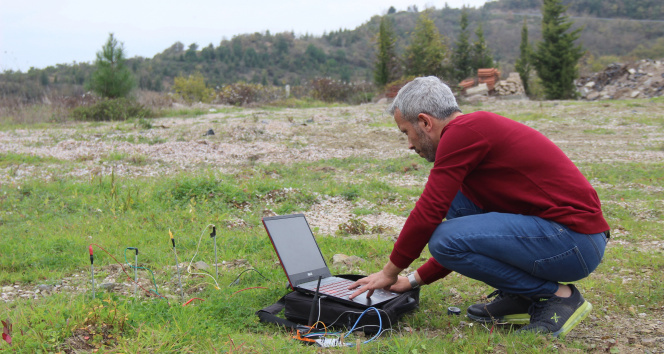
[428, 192, 608, 297]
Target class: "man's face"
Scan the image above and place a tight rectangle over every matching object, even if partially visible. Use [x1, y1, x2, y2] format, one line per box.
[394, 109, 437, 163]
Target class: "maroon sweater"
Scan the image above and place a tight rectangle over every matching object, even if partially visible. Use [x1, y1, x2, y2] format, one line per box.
[390, 111, 609, 284]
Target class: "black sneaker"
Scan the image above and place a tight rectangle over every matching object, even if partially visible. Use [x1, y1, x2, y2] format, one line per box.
[518, 284, 592, 337]
[467, 290, 533, 324]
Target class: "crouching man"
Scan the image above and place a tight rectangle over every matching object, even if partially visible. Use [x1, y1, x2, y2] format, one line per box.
[349, 76, 609, 337]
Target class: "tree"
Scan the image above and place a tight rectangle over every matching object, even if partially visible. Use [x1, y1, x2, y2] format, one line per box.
[89, 33, 135, 98]
[387, 6, 397, 14]
[452, 9, 473, 81]
[404, 11, 449, 77]
[374, 16, 400, 86]
[471, 24, 494, 70]
[184, 43, 199, 62]
[533, 0, 584, 99]
[515, 19, 533, 95]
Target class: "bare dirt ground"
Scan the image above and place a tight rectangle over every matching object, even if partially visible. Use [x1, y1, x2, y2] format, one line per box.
[1, 99, 664, 351]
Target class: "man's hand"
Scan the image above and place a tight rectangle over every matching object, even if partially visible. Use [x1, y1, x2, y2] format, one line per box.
[389, 276, 413, 292]
[348, 261, 403, 300]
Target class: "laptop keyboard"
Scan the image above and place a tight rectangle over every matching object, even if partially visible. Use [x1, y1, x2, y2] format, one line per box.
[300, 277, 355, 298]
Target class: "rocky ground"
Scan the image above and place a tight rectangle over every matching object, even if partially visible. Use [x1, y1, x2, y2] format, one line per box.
[1, 99, 664, 351]
[576, 59, 664, 100]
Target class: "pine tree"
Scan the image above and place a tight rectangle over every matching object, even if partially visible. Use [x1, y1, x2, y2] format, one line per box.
[515, 19, 532, 95]
[405, 11, 449, 77]
[533, 0, 584, 99]
[471, 24, 494, 70]
[374, 16, 400, 86]
[89, 33, 135, 98]
[452, 9, 473, 81]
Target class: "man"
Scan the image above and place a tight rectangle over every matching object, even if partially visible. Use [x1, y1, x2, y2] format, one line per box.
[349, 76, 609, 337]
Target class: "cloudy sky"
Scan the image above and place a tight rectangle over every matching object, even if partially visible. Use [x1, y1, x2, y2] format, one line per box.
[1, 0, 488, 72]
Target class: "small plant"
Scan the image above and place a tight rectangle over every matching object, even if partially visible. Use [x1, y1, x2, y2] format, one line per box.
[67, 298, 128, 351]
[337, 217, 369, 235]
[137, 118, 152, 129]
[2, 319, 11, 347]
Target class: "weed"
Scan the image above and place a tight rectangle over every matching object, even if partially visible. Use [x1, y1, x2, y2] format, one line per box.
[337, 216, 369, 235]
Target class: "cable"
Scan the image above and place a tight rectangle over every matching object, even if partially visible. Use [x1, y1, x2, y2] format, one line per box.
[182, 298, 205, 306]
[299, 305, 393, 346]
[326, 307, 394, 332]
[344, 307, 383, 344]
[228, 268, 270, 286]
[230, 286, 268, 296]
[88, 244, 169, 303]
[185, 224, 221, 289]
[124, 248, 162, 297]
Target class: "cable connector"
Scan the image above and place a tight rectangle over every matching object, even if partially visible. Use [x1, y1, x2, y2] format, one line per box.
[315, 338, 351, 348]
[169, 229, 175, 248]
[209, 226, 216, 238]
[127, 247, 138, 255]
[89, 245, 94, 265]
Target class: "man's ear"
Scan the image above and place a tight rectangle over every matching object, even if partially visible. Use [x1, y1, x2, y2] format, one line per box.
[417, 113, 436, 132]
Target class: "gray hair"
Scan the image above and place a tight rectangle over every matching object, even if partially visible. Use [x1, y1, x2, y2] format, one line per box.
[388, 76, 461, 124]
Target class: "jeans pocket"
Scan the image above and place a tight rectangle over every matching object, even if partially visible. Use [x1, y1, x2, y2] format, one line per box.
[532, 246, 590, 282]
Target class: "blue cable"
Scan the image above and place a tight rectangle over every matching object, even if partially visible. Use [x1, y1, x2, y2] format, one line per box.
[344, 306, 383, 344]
[124, 248, 161, 297]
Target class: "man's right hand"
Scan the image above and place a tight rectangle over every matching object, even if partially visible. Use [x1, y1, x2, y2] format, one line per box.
[389, 275, 414, 292]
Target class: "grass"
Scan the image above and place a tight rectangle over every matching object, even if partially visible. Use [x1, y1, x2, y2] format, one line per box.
[1, 99, 664, 352]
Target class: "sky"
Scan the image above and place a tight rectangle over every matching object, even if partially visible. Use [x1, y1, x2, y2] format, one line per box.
[0, 0, 489, 73]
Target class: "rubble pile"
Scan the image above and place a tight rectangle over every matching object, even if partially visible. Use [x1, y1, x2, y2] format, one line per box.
[494, 72, 526, 96]
[576, 59, 664, 100]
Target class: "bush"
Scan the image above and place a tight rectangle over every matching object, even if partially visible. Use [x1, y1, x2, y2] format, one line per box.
[71, 98, 153, 121]
[173, 72, 215, 104]
[310, 78, 374, 104]
[384, 76, 416, 98]
[218, 82, 284, 106]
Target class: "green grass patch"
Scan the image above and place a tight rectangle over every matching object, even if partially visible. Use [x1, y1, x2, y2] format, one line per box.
[583, 128, 616, 134]
[0, 152, 62, 167]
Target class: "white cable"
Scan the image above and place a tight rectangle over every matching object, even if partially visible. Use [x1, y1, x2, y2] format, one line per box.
[185, 224, 220, 289]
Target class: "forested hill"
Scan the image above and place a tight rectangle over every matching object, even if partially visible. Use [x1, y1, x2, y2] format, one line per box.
[103, 0, 664, 90]
[2, 0, 664, 101]
[485, 0, 664, 21]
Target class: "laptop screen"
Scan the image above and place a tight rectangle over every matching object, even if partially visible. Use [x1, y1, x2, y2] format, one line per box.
[263, 214, 331, 285]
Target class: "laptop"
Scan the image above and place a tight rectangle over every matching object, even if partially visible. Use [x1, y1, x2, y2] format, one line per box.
[262, 213, 400, 308]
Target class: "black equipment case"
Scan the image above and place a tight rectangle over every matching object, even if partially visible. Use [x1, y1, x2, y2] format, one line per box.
[256, 275, 420, 334]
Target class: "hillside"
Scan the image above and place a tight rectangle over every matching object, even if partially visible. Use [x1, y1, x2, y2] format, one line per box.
[485, 0, 664, 20]
[2, 0, 664, 102]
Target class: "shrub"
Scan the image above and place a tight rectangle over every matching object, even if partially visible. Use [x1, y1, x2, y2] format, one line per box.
[310, 78, 374, 104]
[218, 82, 284, 106]
[136, 90, 175, 110]
[384, 76, 416, 98]
[173, 72, 215, 104]
[71, 98, 153, 121]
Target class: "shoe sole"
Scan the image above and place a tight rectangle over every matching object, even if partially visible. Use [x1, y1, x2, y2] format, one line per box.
[467, 312, 530, 325]
[552, 300, 593, 338]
